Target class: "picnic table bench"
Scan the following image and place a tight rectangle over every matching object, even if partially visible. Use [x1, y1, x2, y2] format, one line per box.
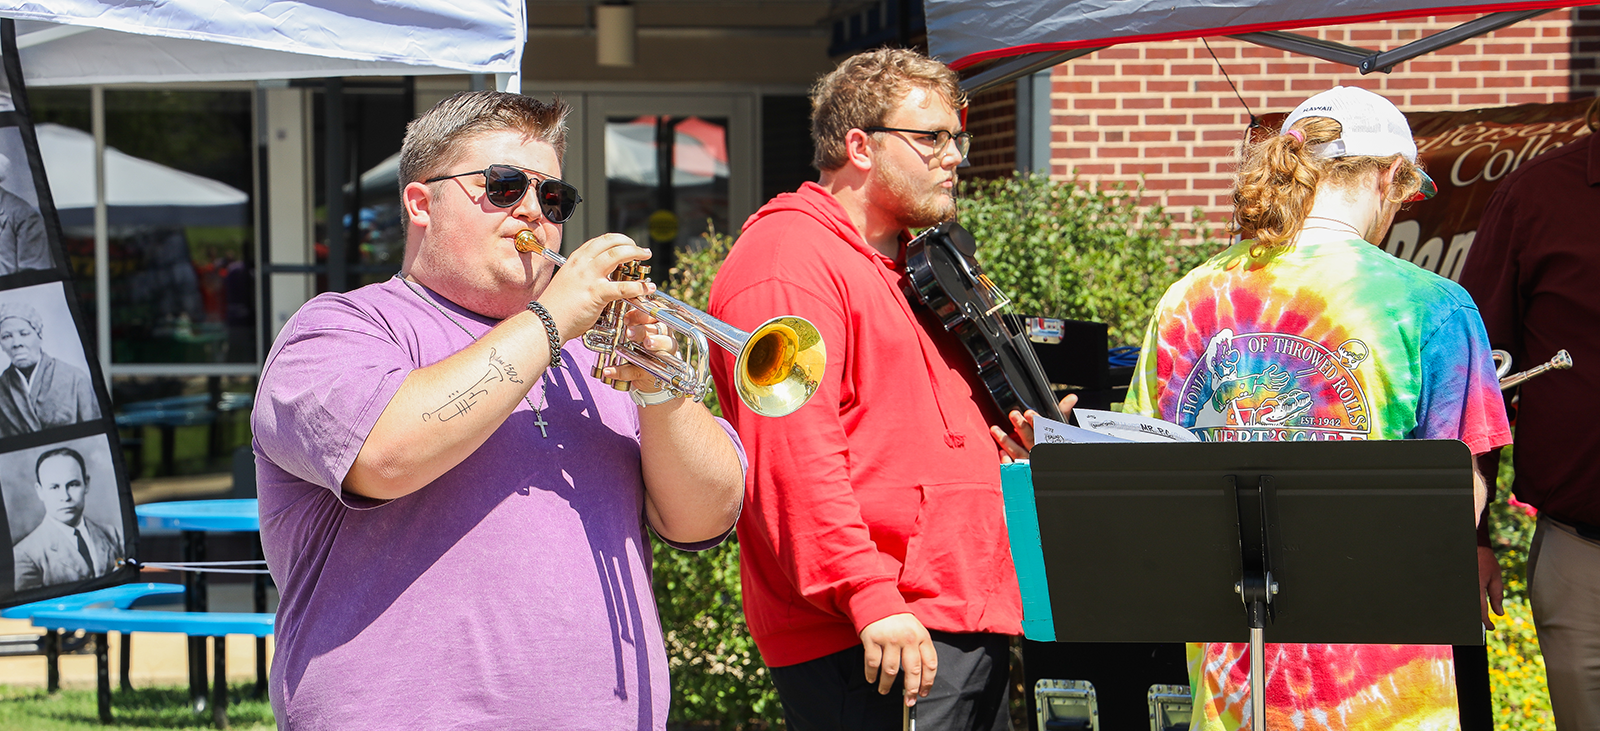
[115, 391, 253, 476]
[1, 582, 185, 692]
[28, 607, 275, 728]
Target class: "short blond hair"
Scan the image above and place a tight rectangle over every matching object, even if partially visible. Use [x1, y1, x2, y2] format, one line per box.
[809, 48, 966, 172]
[398, 90, 570, 200]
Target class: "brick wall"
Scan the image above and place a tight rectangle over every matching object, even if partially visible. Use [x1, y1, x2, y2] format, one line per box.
[963, 82, 1017, 178]
[967, 8, 1600, 231]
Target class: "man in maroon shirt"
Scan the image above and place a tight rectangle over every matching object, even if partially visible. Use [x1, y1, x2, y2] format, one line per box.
[708, 49, 1064, 730]
[1458, 99, 1600, 730]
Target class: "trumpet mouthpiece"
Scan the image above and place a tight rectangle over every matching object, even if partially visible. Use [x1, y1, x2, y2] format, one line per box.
[514, 230, 543, 254]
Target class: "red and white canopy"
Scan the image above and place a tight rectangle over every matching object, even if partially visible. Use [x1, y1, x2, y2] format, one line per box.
[926, 1, 1597, 89]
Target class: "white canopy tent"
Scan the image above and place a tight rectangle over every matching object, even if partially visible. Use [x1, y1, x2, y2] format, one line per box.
[0, 0, 527, 377]
[1, 1, 525, 88]
[35, 123, 249, 227]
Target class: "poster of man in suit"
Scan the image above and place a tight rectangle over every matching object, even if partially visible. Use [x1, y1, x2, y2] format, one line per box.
[4, 435, 123, 592]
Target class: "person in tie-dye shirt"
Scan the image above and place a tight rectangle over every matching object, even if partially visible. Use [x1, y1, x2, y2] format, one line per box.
[1126, 86, 1511, 731]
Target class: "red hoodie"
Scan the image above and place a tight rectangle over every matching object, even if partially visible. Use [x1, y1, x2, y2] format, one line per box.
[708, 182, 1023, 668]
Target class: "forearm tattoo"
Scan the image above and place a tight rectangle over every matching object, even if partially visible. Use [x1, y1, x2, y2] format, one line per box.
[489, 347, 525, 384]
[422, 348, 522, 422]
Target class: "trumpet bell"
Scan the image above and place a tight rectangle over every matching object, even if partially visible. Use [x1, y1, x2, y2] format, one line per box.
[735, 316, 826, 418]
[511, 227, 826, 417]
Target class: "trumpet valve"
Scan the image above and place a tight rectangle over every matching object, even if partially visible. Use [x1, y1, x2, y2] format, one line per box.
[587, 263, 647, 390]
[611, 261, 648, 282]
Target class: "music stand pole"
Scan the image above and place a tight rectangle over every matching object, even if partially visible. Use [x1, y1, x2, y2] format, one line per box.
[1251, 626, 1266, 731]
[1232, 474, 1276, 731]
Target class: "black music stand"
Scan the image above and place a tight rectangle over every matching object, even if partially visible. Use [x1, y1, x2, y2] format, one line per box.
[1021, 440, 1486, 731]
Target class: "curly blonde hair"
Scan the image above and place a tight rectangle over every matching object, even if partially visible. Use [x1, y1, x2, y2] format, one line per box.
[1233, 116, 1427, 251]
[809, 48, 966, 172]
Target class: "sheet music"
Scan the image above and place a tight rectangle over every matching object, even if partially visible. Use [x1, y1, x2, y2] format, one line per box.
[1072, 408, 1200, 443]
[1032, 415, 1131, 444]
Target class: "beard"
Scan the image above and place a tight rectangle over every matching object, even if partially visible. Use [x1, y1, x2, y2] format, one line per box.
[873, 162, 958, 230]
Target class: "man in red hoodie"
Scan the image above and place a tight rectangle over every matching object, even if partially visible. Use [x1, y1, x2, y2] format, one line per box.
[708, 48, 1059, 730]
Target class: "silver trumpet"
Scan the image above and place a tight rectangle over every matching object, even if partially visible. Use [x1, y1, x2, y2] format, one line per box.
[1492, 348, 1573, 390]
[515, 230, 825, 417]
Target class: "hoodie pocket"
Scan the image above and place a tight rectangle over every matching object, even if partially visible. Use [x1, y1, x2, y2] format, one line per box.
[897, 481, 1006, 613]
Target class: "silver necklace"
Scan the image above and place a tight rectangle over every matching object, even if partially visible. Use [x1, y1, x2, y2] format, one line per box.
[1303, 216, 1363, 236]
[398, 275, 551, 438]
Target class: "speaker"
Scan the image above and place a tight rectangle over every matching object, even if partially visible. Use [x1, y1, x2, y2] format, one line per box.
[1011, 316, 1114, 410]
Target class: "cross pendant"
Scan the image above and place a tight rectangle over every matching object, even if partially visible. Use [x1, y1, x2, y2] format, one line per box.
[533, 411, 549, 438]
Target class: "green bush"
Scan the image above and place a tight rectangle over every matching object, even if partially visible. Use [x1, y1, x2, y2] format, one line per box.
[958, 173, 1219, 346]
[654, 225, 781, 730]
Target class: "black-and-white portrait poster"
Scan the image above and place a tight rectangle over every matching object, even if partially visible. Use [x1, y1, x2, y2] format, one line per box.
[0, 282, 102, 437]
[0, 126, 51, 275]
[1, 435, 125, 595]
[0, 19, 134, 607]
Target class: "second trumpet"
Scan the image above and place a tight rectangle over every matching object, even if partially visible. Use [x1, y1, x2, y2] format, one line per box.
[517, 230, 825, 417]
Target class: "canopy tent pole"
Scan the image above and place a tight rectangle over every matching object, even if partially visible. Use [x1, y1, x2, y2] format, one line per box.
[1231, 8, 1556, 74]
[92, 84, 109, 386]
[960, 48, 1101, 94]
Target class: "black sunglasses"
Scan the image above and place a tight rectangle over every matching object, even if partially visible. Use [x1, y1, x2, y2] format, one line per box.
[425, 164, 583, 223]
[860, 127, 973, 158]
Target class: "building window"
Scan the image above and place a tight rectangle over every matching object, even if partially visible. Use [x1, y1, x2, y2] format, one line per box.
[32, 87, 258, 366]
[31, 87, 259, 479]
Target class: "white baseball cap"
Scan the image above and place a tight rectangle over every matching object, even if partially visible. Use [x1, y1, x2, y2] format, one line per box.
[1281, 86, 1417, 162]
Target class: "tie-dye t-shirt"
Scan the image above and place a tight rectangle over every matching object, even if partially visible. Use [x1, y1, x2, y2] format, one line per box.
[1125, 236, 1511, 731]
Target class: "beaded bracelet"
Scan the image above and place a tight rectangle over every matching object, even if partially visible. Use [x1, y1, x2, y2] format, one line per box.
[526, 301, 563, 368]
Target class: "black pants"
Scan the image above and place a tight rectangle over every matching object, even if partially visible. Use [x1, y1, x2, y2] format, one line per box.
[768, 630, 1011, 731]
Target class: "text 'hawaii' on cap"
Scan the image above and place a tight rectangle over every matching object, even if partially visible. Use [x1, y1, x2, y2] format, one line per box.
[1281, 86, 1417, 163]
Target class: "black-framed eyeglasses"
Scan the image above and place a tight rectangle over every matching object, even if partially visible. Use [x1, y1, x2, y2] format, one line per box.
[861, 127, 973, 158]
[425, 164, 584, 223]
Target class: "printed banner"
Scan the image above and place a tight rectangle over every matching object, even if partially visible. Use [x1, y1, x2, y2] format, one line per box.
[1395, 99, 1592, 281]
[0, 19, 137, 608]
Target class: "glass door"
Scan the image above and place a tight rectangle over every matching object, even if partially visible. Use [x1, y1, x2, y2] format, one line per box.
[570, 94, 755, 282]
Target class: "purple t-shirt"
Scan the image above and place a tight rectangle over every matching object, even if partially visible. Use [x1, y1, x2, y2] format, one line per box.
[252, 276, 742, 730]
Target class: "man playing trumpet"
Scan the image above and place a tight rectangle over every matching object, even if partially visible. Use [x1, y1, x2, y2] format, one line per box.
[252, 90, 744, 729]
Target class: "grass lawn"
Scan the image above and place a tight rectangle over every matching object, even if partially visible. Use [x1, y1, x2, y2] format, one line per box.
[0, 684, 274, 729]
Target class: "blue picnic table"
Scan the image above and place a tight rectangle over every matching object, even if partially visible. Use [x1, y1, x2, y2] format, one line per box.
[115, 392, 253, 476]
[135, 499, 268, 717]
